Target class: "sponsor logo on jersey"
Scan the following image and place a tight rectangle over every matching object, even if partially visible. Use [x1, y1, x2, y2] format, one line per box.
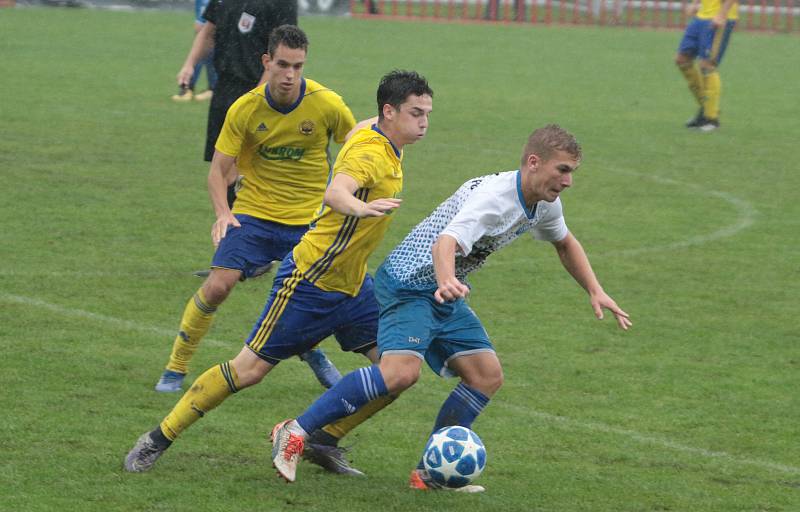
[238, 12, 256, 34]
[257, 145, 305, 161]
[408, 336, 421, 344]
[299, 119, 315, 135]
[256, 122, 268, 132]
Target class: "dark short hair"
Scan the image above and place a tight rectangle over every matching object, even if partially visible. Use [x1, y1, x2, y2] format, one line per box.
[376, 70, 433, 119]
[521, 124, 582, 167]
[267, 24, 308, 56]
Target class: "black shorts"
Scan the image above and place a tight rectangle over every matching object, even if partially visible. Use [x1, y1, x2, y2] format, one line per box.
[204, 77, 258, 162]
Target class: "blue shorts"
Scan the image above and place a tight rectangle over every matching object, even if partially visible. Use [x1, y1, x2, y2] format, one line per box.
[211, 214, 307, 280]
[374, 265, 494, 378]
[678, 18, 736, 65]
[245, 256, 379, 364]
[195, 0, 210, 23]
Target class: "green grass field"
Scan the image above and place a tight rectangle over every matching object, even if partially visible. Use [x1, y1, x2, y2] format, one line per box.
[1, 6, 799, 511]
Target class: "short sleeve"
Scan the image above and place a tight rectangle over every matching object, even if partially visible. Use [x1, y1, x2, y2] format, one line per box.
[531, 199, 569, 242]
[440, 191, 504, 256]
[214, 95, 250, 157]
[334, 142, 385, 189]
[202, 0, 220, 24]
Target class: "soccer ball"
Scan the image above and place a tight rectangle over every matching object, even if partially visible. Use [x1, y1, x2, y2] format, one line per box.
[422, 426, 487, 488]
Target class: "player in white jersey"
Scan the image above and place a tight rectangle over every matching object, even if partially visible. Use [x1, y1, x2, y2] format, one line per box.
[276, 125, 632, 490]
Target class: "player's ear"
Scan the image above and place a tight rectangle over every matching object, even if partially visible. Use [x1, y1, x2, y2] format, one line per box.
[381, 103, 395, 121]
[527, 153, 540, 170]
[261, 53, 271, 67]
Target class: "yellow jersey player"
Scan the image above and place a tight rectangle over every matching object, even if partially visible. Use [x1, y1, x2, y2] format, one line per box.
[153, 25, 356, 395]
[675, 0, 739, 131]
[125, 70, 433, 477]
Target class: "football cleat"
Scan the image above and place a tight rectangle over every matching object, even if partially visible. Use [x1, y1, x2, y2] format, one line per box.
[271, 420, 305, 483]
[194, 89, 213, 101]
[685, 109, 705, 128]
[124, 432, 169, 472]
[698, 118, 720, 132]
[303, 442, 365, 476]
[409, 469, 485, 493]
[155, 370, 186, 393]
[299, 348, 342, 389]
[171, 85, 194, 102]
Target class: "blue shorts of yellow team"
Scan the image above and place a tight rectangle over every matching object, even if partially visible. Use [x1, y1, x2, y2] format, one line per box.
[374, 265, 494, 378]
[211, 214, 307, 279]
[245, 256, 379, 364]
[678, 17, 736, 65]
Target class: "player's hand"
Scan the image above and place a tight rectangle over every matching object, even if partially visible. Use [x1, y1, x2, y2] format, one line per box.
[177, 65, 194, 88]
[685, 3, 698, 16]
[711, 13, 725, 26]
[434, 277, 470, 304]
[590, 292, 632, 330]
[211, 212, 241, 248]
[359, 198, 402, 217]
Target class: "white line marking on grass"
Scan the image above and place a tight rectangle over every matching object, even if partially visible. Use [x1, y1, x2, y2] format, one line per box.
[593, 170, 759, 258]
[0, 293, 230, 348]
[497, 402, 800, 475]
[6, 292, 798, 476]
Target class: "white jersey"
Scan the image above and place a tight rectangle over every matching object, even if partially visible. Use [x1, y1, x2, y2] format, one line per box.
[382, 170, 569, 290]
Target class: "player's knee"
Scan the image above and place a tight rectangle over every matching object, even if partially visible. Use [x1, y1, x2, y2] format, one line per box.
[382, 366, 420, 394]
[699, 59, 717, 73]
[675, 54, 689, 67]
[202, 274, 238, 304]
[463, 368, 504, 397]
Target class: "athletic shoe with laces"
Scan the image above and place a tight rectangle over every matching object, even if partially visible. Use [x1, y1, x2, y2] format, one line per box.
[124, 432, 169, 472]
[271, 420, 305, 482]
[408, 468, 485, 493]
[155, 370, 185, 393]
[299, 348, 342, 389]
[685, 109, 705, 128]
[698, 118, 720, 132]
[302, 442, 365, 476]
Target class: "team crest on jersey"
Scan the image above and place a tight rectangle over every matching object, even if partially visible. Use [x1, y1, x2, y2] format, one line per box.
[299, 119, 315, 136]
[237, 12, 256, 33]
[256, 122, 268, 132]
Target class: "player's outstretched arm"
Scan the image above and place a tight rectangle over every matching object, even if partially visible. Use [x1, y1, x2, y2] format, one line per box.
[177, 21, 216, 87]
[324, 173, 402, 218]
[208, 151, 240, 247]
[432, 235, 470, 303]
[551, 233, 632, 330]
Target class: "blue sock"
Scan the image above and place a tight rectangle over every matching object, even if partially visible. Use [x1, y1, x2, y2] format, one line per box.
[417, 382, 490, 469]
[296, 365, 388, 434]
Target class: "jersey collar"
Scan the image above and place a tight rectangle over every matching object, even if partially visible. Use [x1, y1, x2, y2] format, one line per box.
[371, 124, 401, 158]
[516, 170, 537, 219]
[265, 78, 306, 114]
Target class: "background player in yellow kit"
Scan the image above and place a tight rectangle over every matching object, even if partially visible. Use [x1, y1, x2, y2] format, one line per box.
[153, 25, 355, 394]
[675, 0, 738, 131]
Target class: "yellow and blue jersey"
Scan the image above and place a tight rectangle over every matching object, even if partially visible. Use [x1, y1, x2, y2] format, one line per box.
[292, 126, 403, 296]
[698, 0, 738, 20]
[215, 78, 357, 226]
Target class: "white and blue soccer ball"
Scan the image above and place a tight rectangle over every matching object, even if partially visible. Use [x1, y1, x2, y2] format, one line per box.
[423, 426, 487, 488]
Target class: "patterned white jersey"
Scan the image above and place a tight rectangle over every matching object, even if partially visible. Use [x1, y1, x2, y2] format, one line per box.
[382, 170, 569, 290]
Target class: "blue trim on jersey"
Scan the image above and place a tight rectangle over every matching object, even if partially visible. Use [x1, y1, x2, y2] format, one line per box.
[371, 124, 400, 158]
[515, 170, 536, 219]
[265, 78, 307, 114]
[305, 188, 369, 283]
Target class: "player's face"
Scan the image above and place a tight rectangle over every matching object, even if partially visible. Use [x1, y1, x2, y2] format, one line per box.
[527, 150, 579, 202]
[263, 44, 306, 103]
[385, 94, 432, 146]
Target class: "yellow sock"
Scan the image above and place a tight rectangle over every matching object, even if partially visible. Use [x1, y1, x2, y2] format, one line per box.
[702, 70, 721, 120]
[166, 289, 217, 374]
[678, 62, 705, 107]
[322, 395, 396, 439]
[160, 361, 239, 441]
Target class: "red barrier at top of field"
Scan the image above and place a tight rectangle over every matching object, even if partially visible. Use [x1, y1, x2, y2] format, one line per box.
[352, 0, 799, 33]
